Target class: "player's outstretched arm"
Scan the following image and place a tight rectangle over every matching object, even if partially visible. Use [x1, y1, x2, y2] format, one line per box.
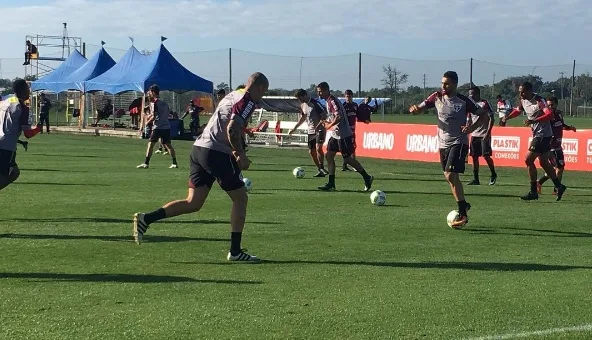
[23, 123, 42, 139]
[289, 110, 306, 135]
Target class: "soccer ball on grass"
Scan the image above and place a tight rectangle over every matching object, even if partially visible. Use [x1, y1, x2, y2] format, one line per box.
[446, 210, 467, 229]
[370, 190, 386, 206]
[292, 167, 305, 178]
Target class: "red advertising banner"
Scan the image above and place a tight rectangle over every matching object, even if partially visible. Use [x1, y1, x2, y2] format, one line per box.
[352, 123, 592, 172]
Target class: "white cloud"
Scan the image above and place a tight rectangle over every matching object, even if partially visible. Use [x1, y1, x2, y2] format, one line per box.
[0, 0, 590, 39]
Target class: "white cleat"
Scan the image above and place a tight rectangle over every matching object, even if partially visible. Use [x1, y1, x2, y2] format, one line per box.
[227, 250, 261, 263]
[169, 164, 178, 169]
[137, 163, 149, 169]
[162, 151, 169, 155]
[133, 213, 148, 245]
[154, 150, 162, 154]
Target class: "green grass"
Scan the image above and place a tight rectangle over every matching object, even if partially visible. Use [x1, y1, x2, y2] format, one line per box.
[1, 134, 592, 340]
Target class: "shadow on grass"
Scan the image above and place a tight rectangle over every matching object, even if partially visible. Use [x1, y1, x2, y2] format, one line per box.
[15, 182, 110, 187]
[463, 226, 592, 238]
[20, 168, 88, 173]
[0, 233, 228, 243]
[181, 260, 591, 272]
[31, 153, 102, 159]
[0, 217, 281, 225]
[255, 187, 521, 199]
[0, 272, 262, 284]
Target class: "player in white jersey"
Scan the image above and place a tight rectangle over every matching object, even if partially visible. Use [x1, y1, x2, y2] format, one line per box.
[502, 81, 567, 201]
[133, 73, 269, 262]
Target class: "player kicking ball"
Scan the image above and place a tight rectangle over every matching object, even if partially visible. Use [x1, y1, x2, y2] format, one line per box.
[409, 71, 489, 228]
[502, 82, 567, 201]
[133, 72, 269, 263]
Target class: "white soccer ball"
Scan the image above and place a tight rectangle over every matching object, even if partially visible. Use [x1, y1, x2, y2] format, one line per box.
[292, 167, 305, 178]
[446, 210, 466, 229]
[242, 178, 252, 192]
[370, 190, 386, 206]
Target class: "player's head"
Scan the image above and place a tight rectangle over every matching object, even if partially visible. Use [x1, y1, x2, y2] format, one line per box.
[344, 89, 354, 102]
[40, 92, 45, 98]
[518, 82, 533, 100]
[441, 71, 458, 96]
[364, 96, 372, 104]
[294, 88, 309, 103]
[189, 100, 195, 107]
[26, 40, 31, 46]
[316, 82, 330, 99]
[496, 94, 502, 101]
[216, 89, 226, 100]
[12, 78, 30, 101]
[546, 96, 559, 111]
[148, 84, 160, 100]
[468, 85, 481, 101]
[245, 72, 269, 101]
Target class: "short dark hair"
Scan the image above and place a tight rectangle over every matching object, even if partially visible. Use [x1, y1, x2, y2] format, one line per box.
[12, 78, 28, 97]
[496, 95, 502, 100]
[546, 96, 559, 105]
[295, 89, 308, 98]
[520, 81, 533, 91]
[317, 82, 329, 91]
[149, 84, 160, 95]
[217, 89, 226, 95]
[443, 71, 458, 84]
[469, 85, 480, 95]
[345, 89, 354, 96]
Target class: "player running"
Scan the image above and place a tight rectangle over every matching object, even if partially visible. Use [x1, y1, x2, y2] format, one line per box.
[537, 96, 576, 195]
[501, 82, 567, 201]
[0, 79, 42, 191]
[409, 71, 489, 228]
[289, 89, 328, 177]
[467, 85, 497, 185]
[342, 90, 358, 171]
[133, 72, 269, 263]
[316, 82, 373, 192]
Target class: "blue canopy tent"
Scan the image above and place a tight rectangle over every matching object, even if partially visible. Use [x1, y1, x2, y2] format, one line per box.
[30, 50, 87, 92]
[49, 47, 116, 93]
[84, 46, 149, 94]
[85, 44, 213, 94]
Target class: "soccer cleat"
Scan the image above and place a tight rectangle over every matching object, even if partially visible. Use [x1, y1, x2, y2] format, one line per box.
[555, 184, 566, 201]
[342, 165, 353, 171]
[364, 175, 374, 192]
[227, 250, 260, 263]
[154, 150, 162, 154]
[489, 174, 497, 185]
[133, 213, 149, 245]
[536, 182, 542, 194]
[467, 180, 480, 185]
[22, 141, 28, 152]
[313, 170, 325, 177]
[163, 151, 169, 155]
[320, 168, 329, 175]
[136, 163, 149, 169]
[318, 183, 336, 191]
[520, 192, 539, 201]
[450, 215, 468, 229]
[169, 164, 178, 169]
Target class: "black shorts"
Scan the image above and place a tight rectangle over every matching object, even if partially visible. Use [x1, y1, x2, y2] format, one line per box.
[470, 136, 492, 157]
[327, 136, 355, 158]
[351, 132, 357, 151]
[149, 129, 171, 144]
[550, 149, 565, 169]
[189, 146, 244, 192]
[440, 144, 469, 173]
[528, 137, 552, 154]
[0, 149, 16, 177]
[307, 129, 326, 150]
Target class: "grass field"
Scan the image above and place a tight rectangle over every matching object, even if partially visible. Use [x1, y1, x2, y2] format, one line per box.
[1, 133, 591, 340]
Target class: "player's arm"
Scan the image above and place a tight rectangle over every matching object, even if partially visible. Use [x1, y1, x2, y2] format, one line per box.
[323, 98, 342, 130]
[560, 114, 577, 131]
[20, 109, 41, 139]
[504, 105, 523, 121]
[229, 96, 256, 169]
[409, 92, 437, 115]
[289, 109, 307, 135]
[463, 98, 489, 134]
[485, 102, 494, 136]
[525, 99, 552, 125]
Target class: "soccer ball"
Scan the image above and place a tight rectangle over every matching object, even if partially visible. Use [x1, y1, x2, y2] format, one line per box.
[370, 190, 386, 206]
[293, 167, 305, 178]
[242, 178, 252, 192]
[446, 210, 466, 229]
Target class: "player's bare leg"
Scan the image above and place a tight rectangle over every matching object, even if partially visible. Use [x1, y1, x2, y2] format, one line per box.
[163, 142, 178, 168]
[538, 153, 566, 201]
[137, 141, 157, 168]
[226, 187, 259, 262]
[484, 155, 497, 185]
[133, 186, 211, 244]
[315, 144, 327, 174]
[344, 155, 373, 191]
[0, 166, 20, 191]
[318, 150, 336, 191]
[444, 171, 471, 227]
[309, 148, 323, 176]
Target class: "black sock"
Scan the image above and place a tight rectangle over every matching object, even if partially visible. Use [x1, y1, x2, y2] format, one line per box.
[230, 232, 242, 255]
[144, 156, 151, 165]
[530, 181, 538, 194]
[538, 176, 549, 184]
[552, 178, 562, 187]
[144, 208, 166, 224]
[473, 170, 479, 182]
[172, 157, 177, 165]
[359, 169, 369, 179]
[328, 175, 335, 185]
[457, 200, 468, 216]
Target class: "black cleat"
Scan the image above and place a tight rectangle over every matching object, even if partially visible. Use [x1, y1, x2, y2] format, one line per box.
[555, 184, 567, 201]
[489, 174, 497, 185]
[467, 180, 480, 185]
[318, 183, 336, 191]
[520, 192, 539, 201]
[313, 171, 325, 177]
[363, 175, 374, 192]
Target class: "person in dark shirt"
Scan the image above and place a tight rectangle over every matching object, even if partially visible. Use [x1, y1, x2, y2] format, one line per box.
[23, 40, 38, 65]
[38, 93, 52, 133]
[181, 100, 204, 136]
[357, 96, 377, 123]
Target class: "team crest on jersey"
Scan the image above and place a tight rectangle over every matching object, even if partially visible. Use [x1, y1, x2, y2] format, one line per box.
[453, 103, 463, 112]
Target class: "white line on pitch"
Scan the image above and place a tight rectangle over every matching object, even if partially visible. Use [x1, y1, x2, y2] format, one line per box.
[465, 323, 592, 340]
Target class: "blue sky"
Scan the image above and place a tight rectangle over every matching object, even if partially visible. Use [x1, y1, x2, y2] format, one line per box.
[1, 0, 591, 90]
